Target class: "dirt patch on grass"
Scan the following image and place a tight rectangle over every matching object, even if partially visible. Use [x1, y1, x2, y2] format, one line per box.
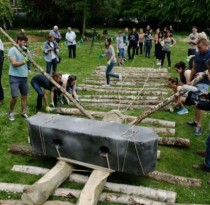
[27, 35, 45, 42]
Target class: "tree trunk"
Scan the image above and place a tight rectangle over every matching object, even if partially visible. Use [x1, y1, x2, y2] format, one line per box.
[12, 165, 176, 203]
[0, 183, 176, 205]
[52, 108, 175, 128]
[147, 171, 202, 187]
[158, 137, 190, 147]
[21, 160, 73, 205]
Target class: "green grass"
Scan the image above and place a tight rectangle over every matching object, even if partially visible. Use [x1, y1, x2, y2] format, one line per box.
[0, 29, 210, 204]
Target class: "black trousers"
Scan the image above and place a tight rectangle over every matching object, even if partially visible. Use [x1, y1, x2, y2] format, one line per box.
[0, 50, 4, 100]
[68, 45, 76, 58]
[128, 42, 137, 59]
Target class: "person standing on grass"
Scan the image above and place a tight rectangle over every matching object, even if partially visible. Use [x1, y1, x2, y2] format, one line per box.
[161, 31, 176, 69]
[136, 28, 144, 55]
[31, 73, 62, 112]
[43, 34, 60, 74]
[154, 28, 162, 65]
[65, 27, 77, 58]
[144, 28, 153, 58]
[0, 38, 4, 105]
[8, 35, 30, 121]
[128, 27, 139, 60]
[187, 26, 199, 56]
[104, 38, 122, 86]
[50, 25, 62, 44]
[116, 31, 124, 66]
[186, 38, 210, 136]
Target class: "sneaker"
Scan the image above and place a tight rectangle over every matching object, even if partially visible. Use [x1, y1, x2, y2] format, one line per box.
[119, 74, 122, 81]
[9, 112, 15, 121]
[156, 62, 161, 66]
[186, 121, 197, 127]
[21, 113, 29, 118]
[194, 126, 202, 136]
[177, 108, 188, 115]
[192, 164, 210, 172]
[102, 84, 110, 87]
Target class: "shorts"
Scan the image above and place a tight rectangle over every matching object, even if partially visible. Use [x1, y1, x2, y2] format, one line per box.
[9, 75, 29, 97]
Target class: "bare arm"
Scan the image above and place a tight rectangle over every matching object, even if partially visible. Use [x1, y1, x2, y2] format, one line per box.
[9, 56, 25, 67]
[189, 61, 196, 82]
[72, 84, 78, 100]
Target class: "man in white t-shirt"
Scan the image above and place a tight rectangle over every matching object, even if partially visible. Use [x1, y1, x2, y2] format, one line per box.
[65, 27, 77, 58]
[188, 26, 199, 56]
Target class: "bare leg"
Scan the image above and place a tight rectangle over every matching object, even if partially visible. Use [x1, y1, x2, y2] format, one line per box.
[21, 95, 27, 114]
[195, 108, 202, 127]
[9, 97, 18, 112]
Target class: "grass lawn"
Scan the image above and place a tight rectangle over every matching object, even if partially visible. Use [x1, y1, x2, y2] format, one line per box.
[0, 28, 210, 204]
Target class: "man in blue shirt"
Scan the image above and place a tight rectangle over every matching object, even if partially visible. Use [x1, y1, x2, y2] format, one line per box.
[8, 35, 30, 121]
[187, 38, 210, 135]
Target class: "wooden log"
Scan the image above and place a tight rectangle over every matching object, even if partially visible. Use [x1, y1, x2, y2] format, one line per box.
[147, 171, 202, 187]
[130, 71, 209, 125]
[0, 201, 74, 205]
[96, 66, 169, 73]
[21, 160, 73, 205]
[0, 183, 175, 205]
[76, 170, 110, 205]
[0, 201, 208, 205]
[52, 108, 176, 128]
[80, 98, 161, 105]
[79, 94, 162, 100]
[158, 137, 190, 147]
[87, 76, 168, 82]
[0, 27, 94, 120]
[83, 79, 167, 86]
[12, 165, 177, 203]
[79, 84, 169, 94]
[80, 102, 155, 110]
[8, 144, 40, 157]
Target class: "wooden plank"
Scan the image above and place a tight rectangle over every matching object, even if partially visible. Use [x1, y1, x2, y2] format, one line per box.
[21, 160, 73, 205]
[76, 170, 110, 205]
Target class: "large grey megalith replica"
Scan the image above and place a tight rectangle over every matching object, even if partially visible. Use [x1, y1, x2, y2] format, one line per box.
[27, 113, 158, 175]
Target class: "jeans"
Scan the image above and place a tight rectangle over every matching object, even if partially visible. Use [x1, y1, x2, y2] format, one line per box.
[106, 62, 119, 85]
[145, 41, 152, 57]
[161, 50, 171, 67]
[205, 134, 210, 167]
[118, 48, 124, 58]
[46, 58, 57, 74]
[31, 82, 44, 110]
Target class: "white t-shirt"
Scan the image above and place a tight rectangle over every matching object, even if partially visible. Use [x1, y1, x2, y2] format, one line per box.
[66, 31, 76, 45]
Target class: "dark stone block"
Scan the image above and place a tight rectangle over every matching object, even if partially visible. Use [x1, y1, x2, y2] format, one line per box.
[27, 113, 158, 176]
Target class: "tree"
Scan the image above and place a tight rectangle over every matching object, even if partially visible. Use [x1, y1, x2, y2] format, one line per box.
[0, 0, 14, 27]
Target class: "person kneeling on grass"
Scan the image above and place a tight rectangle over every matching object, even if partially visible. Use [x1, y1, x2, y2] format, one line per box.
[54, 74, 79, 105]
[31, 73, 61, 112]
[167, 78, 189, 115]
